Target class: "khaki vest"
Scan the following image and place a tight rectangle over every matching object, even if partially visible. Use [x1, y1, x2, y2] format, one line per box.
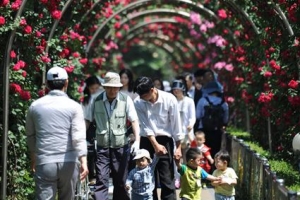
[93, 92, 127, 148]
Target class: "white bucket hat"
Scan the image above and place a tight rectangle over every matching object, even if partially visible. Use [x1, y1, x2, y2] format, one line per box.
[101, 72, 123, 87]
[133, 149, 152, 163]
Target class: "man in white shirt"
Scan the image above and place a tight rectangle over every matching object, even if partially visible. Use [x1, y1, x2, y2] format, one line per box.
[134, 76, 183, 200]
[26, 66, 88, 200]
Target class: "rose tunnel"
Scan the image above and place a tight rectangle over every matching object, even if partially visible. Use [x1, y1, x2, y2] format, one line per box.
[0, 0, 300, 198]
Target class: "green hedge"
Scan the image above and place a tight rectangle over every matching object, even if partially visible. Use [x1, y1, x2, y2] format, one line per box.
[227, 127, 300, 191]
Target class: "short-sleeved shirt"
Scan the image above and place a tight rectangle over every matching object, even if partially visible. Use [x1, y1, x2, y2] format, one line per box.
[134, 89, 183, 142]
[178, 165, 209, 199]
[213, 167, 238, 196]
[190, 142, 212, 172]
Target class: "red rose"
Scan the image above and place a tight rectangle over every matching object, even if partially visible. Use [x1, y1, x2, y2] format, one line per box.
[38, 89, 45, 97]
[39, 0, 47, 4]
[23, 25, 32, 34]
[1, 0, 9, 6]
[263, 71, 272, 78]
[51, 10, 62, 20]
[79, 58, 88, 65]
[72, 52, 80, 58]
[10, 83, 22, 94]
[35, 30, 42, 37]
[11, 1, 21, 10]
[20, 90, 31, 101]
[18, 60, 26, 68]
[22, 71, 27, 77]
[288, 80, 299, 89]
[10, 50, 16, 58]
[41, 55, 51, 63]
[64, 66, 74, 73]
[0, 16, 5, 25]
[12, 63, 21, 71]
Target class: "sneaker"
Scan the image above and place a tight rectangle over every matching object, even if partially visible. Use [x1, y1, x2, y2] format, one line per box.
[202, 183, 207, 189]
[175, 179, 180, 189]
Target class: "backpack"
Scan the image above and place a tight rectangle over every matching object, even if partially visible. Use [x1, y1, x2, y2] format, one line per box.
[201, 97, 225, 131]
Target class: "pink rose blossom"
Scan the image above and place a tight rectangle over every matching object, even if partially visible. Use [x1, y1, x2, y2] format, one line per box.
[10, 50, 16, 58]
[20, 18, 27, 26]
[218, 9, 228, 19]
[190, 12, 202, 25]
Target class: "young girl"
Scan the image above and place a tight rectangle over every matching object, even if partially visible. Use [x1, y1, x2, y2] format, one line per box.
[119, 68, 138, 100]
[211, 150, 238, 200]
[175, 148, 220, 200]
[125, 149, 159, 200]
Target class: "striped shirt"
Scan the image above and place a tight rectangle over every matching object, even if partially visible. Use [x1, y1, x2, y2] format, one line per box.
[126, 156, 159, 196]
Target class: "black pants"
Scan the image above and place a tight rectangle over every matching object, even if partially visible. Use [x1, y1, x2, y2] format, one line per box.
[202, 129, 223, 159]
[87, 143, 96, 180]
[140, 136, 176, 200]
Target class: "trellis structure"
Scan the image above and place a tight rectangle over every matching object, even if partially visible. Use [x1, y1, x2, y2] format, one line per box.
[1, 0, 299, 199]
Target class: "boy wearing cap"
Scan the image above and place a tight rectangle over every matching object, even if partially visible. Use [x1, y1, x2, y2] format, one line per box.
[85, 72, 140, 200]
[125, 149, 159, 200]
[25, 66, 88, 199]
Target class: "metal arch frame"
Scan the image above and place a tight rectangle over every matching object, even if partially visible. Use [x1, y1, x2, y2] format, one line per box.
[2, 0, 28, 198]
[106, 39, 183, 71]
[85, 0, 220, 54]
[104, 8, 192, 39]
[117, 34, 191, 67]
[118, 32, 197, 65]
[221, 0, 259, 35]
[43, 0, 74, 85]
[103, 8, 198, 57]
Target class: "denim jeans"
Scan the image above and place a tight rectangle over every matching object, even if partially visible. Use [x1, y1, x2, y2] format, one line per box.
[215, 193, 235, 200]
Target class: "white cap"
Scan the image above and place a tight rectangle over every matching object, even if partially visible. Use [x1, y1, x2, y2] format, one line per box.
[133, 149, 152, 163]
[47, 66, 68, 81]
[101, 72, 123, 87]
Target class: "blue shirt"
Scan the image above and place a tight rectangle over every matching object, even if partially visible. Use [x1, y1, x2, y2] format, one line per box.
[196, 95, 229, 129]
[126, 156, 159, 196]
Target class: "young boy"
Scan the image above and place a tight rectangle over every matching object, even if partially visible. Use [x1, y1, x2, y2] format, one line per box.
[125, 149, 158, 200]
[175, 148, 220, 200]
[190, 131, 214, 173]
[211, 150, 238, 200]
[190, 131, 214, 188]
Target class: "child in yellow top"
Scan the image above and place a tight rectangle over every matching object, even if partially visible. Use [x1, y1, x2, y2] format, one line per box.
[175, 148, 220, 200]
[211, 150, 238, 200]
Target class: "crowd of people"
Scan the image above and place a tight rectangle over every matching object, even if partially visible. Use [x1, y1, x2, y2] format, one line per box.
[25, 66, 237, 200]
